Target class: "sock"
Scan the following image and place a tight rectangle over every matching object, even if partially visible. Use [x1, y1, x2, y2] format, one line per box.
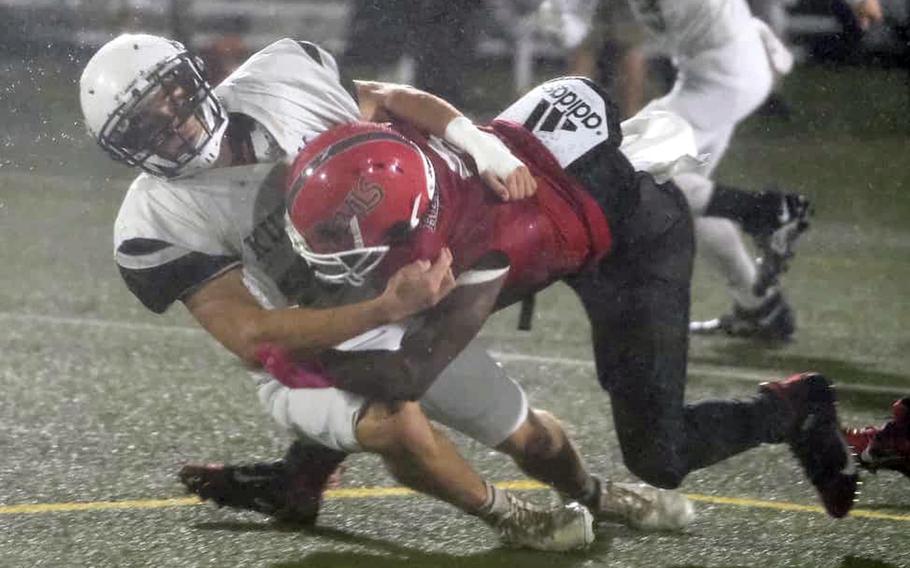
[476, 481, 510, 520]
[705, 184, 783, 237]
[565, 475, 600, 510]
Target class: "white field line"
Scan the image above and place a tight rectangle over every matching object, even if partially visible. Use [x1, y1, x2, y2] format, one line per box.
[0, 311, 904, 395]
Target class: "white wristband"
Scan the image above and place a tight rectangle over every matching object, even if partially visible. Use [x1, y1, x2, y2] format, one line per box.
[443, 116, 524, 180]
[443, 116, 485, 156]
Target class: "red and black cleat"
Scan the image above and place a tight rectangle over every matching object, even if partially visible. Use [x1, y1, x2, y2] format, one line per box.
[844, 398, 910, 479]
[760, 372, 859, 518]
[179, 442, 346, 525]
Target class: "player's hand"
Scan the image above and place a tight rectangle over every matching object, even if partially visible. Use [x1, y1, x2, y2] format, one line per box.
[444, 116, 537, 201]
[470, 132, 538, 202]
[481, 165, 538, 202]
[852, 0, 883, 29]
[379, 248, 456, 321]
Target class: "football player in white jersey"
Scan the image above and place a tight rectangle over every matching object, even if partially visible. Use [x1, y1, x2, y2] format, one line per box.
[627, 0, 887, 338]
[621, 0, 815, 341]
[80, 33, 695, 550]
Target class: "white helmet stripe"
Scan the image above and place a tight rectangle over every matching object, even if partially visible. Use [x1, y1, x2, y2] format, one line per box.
[409, 194, 423, 229]
[349, 215, 365, 249]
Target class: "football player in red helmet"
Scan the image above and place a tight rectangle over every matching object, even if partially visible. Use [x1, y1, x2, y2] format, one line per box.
[283, 76, 860, 521]
[284, 124, 439, 288]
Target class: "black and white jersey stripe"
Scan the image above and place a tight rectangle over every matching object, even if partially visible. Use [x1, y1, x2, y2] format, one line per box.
[116, 238, 240, 313]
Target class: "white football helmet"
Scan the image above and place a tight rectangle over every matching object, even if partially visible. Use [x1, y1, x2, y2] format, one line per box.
[79, 33, 228, 178]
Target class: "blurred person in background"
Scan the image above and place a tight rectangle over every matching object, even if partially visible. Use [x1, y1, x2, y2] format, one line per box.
[622, 0, 812, 341]
[551, 0, 650, 119]
[344, 0, 485, 108]
[844, 0, 884, 29]
[197, 15, 253, 85]
[668, 0, 881, 337]
[198, 36, 252, 85]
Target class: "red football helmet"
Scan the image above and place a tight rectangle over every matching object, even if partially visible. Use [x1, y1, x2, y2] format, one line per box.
[285, 122, 436, 286]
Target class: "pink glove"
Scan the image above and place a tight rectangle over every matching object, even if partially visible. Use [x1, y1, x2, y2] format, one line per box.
[255, 344, 335, 389]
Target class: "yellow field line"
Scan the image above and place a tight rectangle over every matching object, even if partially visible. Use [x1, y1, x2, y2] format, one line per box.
[2, 481, 908, 522]
[0, 497, 202, 515]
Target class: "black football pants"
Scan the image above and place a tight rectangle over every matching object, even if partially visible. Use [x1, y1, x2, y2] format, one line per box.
[567, 173, 786, 489]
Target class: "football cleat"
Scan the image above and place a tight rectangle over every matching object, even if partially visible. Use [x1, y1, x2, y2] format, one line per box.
[588, 478, 695, 532]
[844, 398, 910, 479]
[179, 443, 346, 525]
[752, 191, 812, 297]
[760, 373, 859, 518]
[486, 494, 595, 552]
[689, 292, 795, 341]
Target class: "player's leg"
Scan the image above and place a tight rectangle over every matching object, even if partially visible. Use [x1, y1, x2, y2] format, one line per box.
[179, 378, 358, 524]
[674, 173, 807, 339]
[183, 340, 524, 525]
[422, 343, 592, 500]
[422, 341, 693, 531]
[649, 37, 806, 338]
[568, 174, 857, 517]
[652, 60, 765, 308]
[497, 408, 695, 531]
[355, 399, 594, 551]
[355, 400, 488, 512]
[421, 344, 594, 504]
[185, 369, 594, 550]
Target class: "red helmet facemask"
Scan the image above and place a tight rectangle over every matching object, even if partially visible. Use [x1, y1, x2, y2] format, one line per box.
[285, 123, 436, 287]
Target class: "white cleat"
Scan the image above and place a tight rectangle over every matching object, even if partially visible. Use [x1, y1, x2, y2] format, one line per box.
[489, 494, 595, 552]
[597, 481, 695, 532]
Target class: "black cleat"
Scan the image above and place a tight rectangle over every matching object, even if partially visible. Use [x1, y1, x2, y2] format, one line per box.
[179, 443, 346, 525]
[690, 292, 795, 341]
[752, 191, 812, 297]
[760, 373, 859, 518]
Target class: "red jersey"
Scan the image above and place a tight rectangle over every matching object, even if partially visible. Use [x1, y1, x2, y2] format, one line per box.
[381, 120, 613, 304]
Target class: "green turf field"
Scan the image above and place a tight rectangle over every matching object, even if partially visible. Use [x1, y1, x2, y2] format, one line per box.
[1, 54, 909, 568]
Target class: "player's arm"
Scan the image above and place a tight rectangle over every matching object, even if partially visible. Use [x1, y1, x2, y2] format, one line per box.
[318, 252, 508, 401]
[183, 253, 455, 367]
[354, 80, 537, 201]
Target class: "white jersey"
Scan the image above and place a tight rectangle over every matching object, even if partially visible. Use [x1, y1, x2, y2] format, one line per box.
[628, 0, 753, 56]
[113, 39, 360, 313]
[215, 39, 360, 158]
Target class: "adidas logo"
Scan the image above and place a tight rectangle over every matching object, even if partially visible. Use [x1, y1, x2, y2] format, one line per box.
[525, 84, 604, 133]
